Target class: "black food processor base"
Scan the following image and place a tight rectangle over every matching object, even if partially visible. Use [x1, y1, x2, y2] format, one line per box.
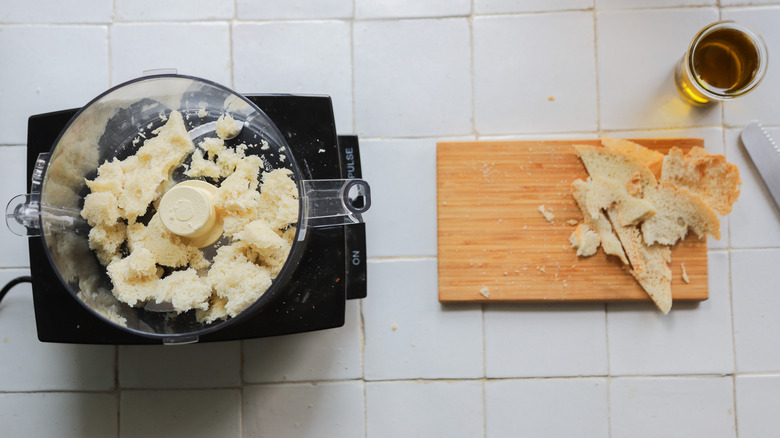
[26, 95, 367, 344]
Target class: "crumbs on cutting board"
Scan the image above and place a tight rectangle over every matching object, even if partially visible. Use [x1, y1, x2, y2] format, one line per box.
[537, 204, 555, 223]
[681, 263, 690, 284]
[479, 286, 490, 298]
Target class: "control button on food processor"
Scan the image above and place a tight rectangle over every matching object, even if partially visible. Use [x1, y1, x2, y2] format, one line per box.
[159, 180, 223, 248]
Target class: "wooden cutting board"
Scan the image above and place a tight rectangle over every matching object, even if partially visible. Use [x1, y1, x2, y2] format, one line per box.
[437, 138, 708, 303]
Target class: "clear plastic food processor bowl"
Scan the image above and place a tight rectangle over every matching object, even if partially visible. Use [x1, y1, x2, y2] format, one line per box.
[5, 73, 370, 343]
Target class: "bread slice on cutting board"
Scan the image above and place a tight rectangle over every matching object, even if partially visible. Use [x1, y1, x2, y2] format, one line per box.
[607, 205, 673, 314]
[574, 144, 657, 195]
[641, 181, 721, 245]
[602, 137, 665, 179]
[571, 139, 734, 314]
[571, 179, 629, 265]
[569, 223, 601, 257]
[660, 146, 741, 215]
[581, 175, 656, 227]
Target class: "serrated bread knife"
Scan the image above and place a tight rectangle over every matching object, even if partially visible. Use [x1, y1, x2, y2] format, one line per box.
[741, 120, 780, 213]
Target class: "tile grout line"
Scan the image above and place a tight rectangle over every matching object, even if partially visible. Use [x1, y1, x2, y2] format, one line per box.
[352, 0, 369, 432]
[350, 8, 358, 137]
[468, 1, 489, 433]
[6, 370, 774, 395]
[727, 250, 741, 437]
[719, 4, 740, 434]
[591, 9, 613, 437]
[481, 303, 488, 438]
[468, 7, 477, 138]
[229, 12, 236, 90]
[719, 4, 739, 430]
[107, 2, 114, 88]
[592, 8, 602, 138]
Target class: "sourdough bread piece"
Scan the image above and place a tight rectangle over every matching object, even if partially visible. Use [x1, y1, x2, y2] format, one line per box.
[602, 138, 664, 179]
[574, 144, 658, 196]
[607, 205, 673, 314]
[641, 181, 721, 245]
[569, 223, 601, 257]
[575, 143, 672, 313]
[571, 179, 629, 264]
[583, 175, 656, 226]
[660, 146, 741, 215]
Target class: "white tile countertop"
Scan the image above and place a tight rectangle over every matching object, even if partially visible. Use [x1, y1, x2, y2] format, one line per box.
[1, 1, 780, 437]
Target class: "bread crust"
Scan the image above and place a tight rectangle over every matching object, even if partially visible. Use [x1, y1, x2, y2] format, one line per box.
[661, 146, 741, 215]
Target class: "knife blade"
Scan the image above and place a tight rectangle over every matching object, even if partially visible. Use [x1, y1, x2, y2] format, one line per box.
[740, 120, 780, 212]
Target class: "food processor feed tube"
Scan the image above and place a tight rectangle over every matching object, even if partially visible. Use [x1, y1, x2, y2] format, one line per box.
[4, 74, 371, 343]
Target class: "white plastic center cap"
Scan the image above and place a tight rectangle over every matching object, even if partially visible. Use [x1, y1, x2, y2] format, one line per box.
[173, 199, 195, 222]
[159, 180, 223, 248]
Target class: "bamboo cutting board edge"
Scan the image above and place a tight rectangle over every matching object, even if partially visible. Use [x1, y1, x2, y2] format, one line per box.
[436, 138, 709, 304]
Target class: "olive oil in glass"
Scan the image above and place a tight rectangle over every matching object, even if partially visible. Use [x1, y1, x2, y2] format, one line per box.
[675, 21, 767, 105]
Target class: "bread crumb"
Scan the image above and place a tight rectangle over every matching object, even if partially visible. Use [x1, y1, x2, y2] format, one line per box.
[548, 96, 555, 101]
[569, 223, 600, 257]
[538, 204, 555, 223]
[479, 286, 490, 298]
[567, 219, 578, 226]
[216, 113, 242, 140]
[681, 263, 690, 284]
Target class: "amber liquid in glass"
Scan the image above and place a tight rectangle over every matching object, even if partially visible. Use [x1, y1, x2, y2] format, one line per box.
[692, 27, 760, 95]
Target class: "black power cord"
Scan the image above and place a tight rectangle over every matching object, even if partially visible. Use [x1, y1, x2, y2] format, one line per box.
[0, 276, 32, 306]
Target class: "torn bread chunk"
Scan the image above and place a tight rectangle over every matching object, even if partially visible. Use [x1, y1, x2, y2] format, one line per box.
[569, 223, 601, 257]
[106, 247, 211, 313]
[126, 214, 208, 270]
[582, 175, 656, 226]
[235, 219, 292, 278]
[574, 144, 658, 195]
[602, 138, 664, 179]
[607, 205, 673, 314]
[571, 180, 628, 264]
[640, 181, 721, 245]
[660, 146, 741, 215]
[123, 111, 194, 223]
[88, 221, 126, 266]
[206, 241, 273, 317]
[216, 113, 242, 140]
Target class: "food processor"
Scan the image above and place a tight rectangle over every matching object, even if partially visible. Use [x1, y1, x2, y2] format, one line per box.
[4, 73, 371, 345]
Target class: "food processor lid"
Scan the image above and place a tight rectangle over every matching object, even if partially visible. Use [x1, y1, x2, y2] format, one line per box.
[5, 72, 372, 344]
